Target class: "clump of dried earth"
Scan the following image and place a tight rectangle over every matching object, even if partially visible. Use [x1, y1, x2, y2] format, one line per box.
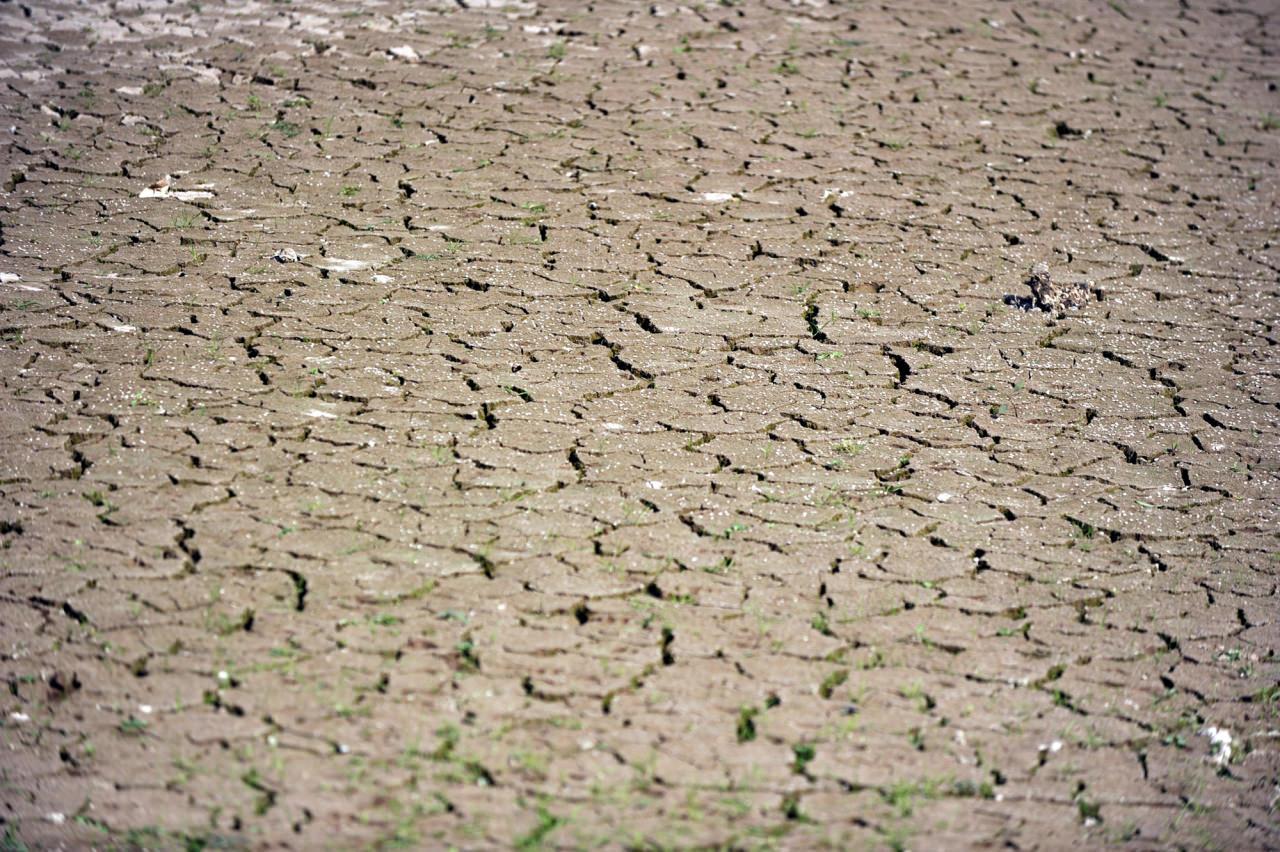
[1, 0, 1277, 848]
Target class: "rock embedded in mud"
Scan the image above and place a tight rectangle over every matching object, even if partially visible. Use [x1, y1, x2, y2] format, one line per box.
[273, 248, 303, 263]
[1027, 262, 1090, 314]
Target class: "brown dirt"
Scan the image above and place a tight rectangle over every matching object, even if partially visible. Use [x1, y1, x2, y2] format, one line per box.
[1, 0, 1278, 848]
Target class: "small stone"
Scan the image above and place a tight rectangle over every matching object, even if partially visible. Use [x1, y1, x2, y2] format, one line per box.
[273, 248, 303, 263]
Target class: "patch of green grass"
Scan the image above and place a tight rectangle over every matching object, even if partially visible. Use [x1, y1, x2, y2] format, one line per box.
[702, 555, 733, 575]
[119, 716, 148, 735]
[514, 805, 563, 850]
[882, 777, 943, 817]
[1254, 683, 1280, 716]
[818, 668, 848, 699]
[1076, 794, 1102, 823]
[270, 119, 301, 138]
[455, 636, 480, 672]
[780, 792, 806, 821]
[900, 683, 935, 712]
[951, 778, 995, 799]
[792, 743, 815, 774]
[736, 706, 759, 742]
[1, 826, 29, 852]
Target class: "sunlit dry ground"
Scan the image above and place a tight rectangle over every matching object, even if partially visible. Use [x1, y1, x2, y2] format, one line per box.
[1, 0, 1278, 848]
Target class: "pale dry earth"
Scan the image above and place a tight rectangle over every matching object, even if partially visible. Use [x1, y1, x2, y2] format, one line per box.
[0, 0, 1278, 848]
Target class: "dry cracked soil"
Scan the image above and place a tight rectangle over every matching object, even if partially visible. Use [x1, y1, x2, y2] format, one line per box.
[1, 0, 1278, 849]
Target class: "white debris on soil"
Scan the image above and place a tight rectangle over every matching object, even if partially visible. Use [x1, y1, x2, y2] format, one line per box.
[121, 114, 148, 126]
[646, 480, 663, 489]
[372, 274, 393, 284]
[936, 492, 954, 503]
[388, 45, 420, 62]
[1038, 740, 1063, 753]
[700, 191, 734, 202]
[10, 712, 29, 722]
[273, 247, 303, 263]
[46, 813, 66, 825]
[458, 0, 535, 9]
[321, 258, 371, 272]
[139, 175, 214, 200]
[0, 273, 39, 291]
[304, 409, 338, 419]
[116, 85, 144, 96]
[176, 63, 222, 85]
[1202, 726, 1233, 767]
[112, 324, 138, 333]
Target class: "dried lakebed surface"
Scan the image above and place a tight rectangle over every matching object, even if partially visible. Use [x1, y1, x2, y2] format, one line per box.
[1, 0, 1278, 848]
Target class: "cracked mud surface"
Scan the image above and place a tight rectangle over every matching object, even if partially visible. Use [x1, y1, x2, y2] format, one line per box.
[2, 0, 1279, 848]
